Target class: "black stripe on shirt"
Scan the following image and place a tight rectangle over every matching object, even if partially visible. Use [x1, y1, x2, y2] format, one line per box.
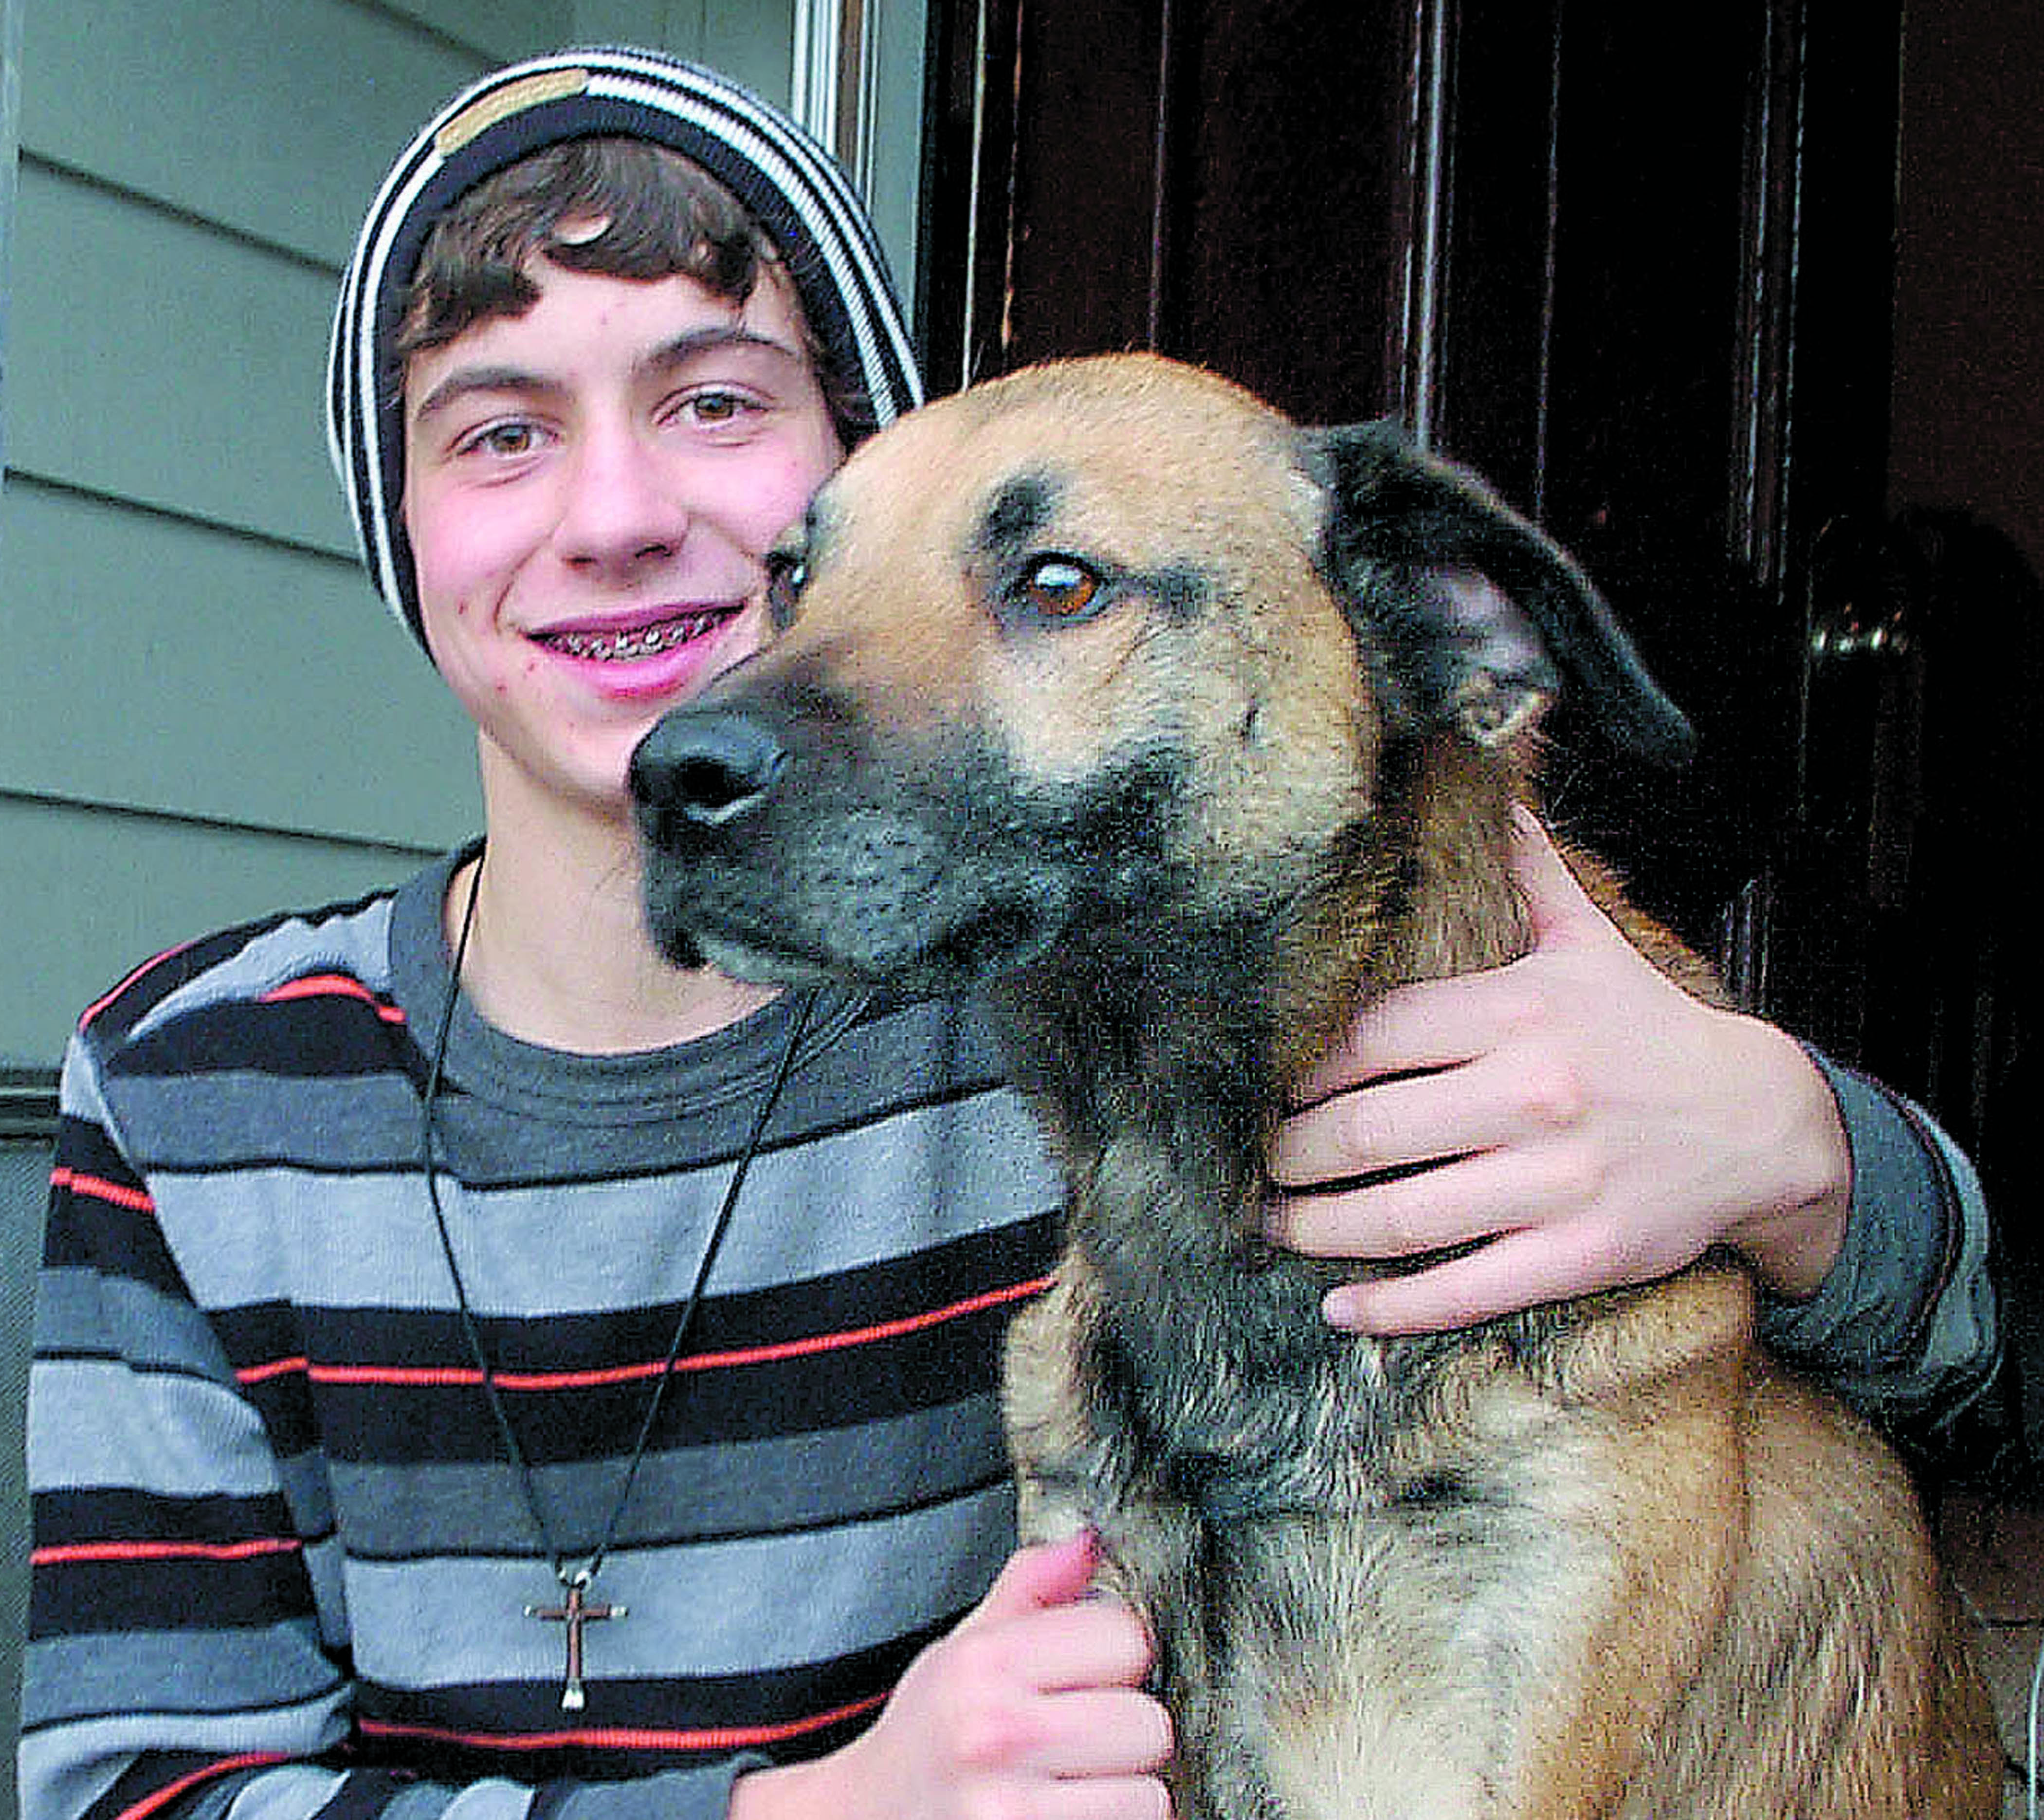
[220, 1217, 1054, 1465]
[44, 1142, 189, 1300]
[118, 993, 416, 1085]
[31, 1537, 315, 1638]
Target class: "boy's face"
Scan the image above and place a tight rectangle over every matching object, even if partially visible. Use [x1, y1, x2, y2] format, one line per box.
[401, 257, 844, 828]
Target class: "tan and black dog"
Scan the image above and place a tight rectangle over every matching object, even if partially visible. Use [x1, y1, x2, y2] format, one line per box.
[628, 353, 2001, 1818]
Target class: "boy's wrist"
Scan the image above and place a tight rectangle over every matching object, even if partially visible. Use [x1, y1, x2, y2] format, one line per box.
[1719, 1020, 1853, 1302]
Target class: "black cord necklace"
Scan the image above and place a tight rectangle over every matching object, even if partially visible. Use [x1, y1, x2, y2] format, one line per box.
[418, 854, 816, 1710]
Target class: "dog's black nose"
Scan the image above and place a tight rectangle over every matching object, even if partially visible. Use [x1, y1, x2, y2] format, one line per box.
[630, 710, 788, 827]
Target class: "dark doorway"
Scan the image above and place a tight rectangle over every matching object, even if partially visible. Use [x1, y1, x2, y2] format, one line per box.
[918, 0, 2044, 1479]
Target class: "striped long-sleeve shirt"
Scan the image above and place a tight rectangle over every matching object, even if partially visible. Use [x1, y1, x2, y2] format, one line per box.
[21, 849, 1998, 1820]
[25, 850, 1061, 1820]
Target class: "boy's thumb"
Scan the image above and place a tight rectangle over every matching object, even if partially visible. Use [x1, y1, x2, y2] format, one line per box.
[974, 1529, 1101, 1624]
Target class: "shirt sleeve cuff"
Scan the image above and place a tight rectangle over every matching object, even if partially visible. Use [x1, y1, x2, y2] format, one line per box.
[1757, 1051, 1960, 1390]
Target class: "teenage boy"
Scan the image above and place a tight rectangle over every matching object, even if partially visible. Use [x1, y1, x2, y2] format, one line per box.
[22, 47, 1995, 1820]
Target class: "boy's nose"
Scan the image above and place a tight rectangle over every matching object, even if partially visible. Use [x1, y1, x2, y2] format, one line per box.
[556, 426, 690, 568]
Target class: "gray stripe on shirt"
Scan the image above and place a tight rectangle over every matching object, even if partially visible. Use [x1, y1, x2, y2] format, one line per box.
[153, 1091, 1057, 1315]
[342, 1483, 1015, 1687]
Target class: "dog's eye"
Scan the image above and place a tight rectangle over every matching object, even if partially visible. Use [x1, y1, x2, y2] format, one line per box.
[1017, 555, 1103, 622]
[766, 552, 808, 620]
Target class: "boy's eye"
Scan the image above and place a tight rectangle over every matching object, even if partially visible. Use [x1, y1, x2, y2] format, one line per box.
[684, 389, 756, 427]
[464, 421, 540, 458]
[765, 551, 808, 620]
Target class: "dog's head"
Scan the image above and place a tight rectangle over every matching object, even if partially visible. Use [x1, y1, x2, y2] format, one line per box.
[630, 354, 1686, 1015]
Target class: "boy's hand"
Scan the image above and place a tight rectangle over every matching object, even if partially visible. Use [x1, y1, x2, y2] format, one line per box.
[733, 1531, 1173, 1819]
[1265, 809, 1850, 1333]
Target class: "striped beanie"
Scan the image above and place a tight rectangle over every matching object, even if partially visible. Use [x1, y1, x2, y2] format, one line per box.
[326, 46, 924, 649]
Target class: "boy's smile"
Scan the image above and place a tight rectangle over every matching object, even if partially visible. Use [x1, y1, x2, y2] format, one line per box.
[401, 258, 844, 829]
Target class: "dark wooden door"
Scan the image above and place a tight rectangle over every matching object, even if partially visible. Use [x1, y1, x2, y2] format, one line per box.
[919, 0, 2038, 1471]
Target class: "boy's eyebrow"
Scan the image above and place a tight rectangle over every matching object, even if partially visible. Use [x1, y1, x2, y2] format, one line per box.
[645, 324, 810, 374]
[409, 325, 810, 426]
[408, 364, 561, 425]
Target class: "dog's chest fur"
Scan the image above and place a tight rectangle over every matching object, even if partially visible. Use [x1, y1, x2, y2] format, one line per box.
[1004, 1123, 1760, 1820]
[986, 752, 1690, 1811]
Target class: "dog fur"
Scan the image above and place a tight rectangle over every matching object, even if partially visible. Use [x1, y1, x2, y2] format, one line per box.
[628, 353, 2002, 1818]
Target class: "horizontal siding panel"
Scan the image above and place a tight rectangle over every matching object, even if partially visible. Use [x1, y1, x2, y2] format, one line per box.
[387, 1, 797, 115]
[16, 0, 796, 273]
[0, 795, 441, 1070]
[375, 0, 577, 64]
[10, 163, 356, 557]
[0, 481, 478, 850]
[18, 0, 489, 268]
[647, 0, 798, 108]
[702, 5, 796, 107]
[375, 0, 798, 96]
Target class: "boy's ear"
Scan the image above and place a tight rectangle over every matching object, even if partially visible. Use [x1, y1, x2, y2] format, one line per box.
[1299, 420, 1695, 766]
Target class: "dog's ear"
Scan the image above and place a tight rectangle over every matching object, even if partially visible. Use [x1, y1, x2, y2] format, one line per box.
[1300, 420, 1695, 766]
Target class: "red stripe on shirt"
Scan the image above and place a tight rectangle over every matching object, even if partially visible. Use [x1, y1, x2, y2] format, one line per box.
[50, 1167, 156, 1215]
[33, 1536, 304, 1568]
[237, 1275, 1053, 1392]
[110, 1754, 292, 1820]
[244, 1358, 484, 1389]
[357, 1690, 887, 1756]
[79, 942, 201, 1032]
[666, 1275, 1051, 1376]
[258, 976, 407, 1023]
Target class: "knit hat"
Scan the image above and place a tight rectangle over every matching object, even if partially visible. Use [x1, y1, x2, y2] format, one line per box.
[326, 47, 925, 650]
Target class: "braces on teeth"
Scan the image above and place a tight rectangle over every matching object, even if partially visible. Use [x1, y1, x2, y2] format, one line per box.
[550, 616, 711, 661]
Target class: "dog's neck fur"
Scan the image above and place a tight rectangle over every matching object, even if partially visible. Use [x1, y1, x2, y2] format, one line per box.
[991, 736, 1535, 1488]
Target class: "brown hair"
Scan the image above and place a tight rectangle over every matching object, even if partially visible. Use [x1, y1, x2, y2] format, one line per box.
[395, 136, 862, 435]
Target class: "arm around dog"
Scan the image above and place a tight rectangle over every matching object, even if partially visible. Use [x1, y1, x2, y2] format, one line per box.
[1266, 809, 1996, 1424]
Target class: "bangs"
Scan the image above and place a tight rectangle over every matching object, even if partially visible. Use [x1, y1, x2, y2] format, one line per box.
[395, 138, 777, 359]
